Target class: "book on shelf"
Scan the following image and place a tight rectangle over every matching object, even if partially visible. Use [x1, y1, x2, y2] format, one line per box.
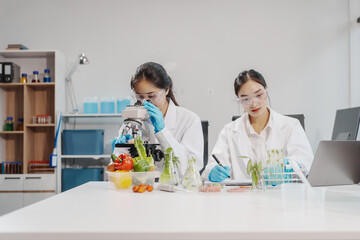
[6, 44, 28, 50]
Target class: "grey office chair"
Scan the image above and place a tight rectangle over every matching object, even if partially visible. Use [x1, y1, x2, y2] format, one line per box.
[331, 107, 360, 141]
[200, 121, 209, 174]
[286, 114, 305, 130]
[232, 114, 305, 130]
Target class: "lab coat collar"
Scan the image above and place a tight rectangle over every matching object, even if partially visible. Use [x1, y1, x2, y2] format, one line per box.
[163, 99, 177, 130]
[231, 107, 274, 134]
[230, 108, 274, 160]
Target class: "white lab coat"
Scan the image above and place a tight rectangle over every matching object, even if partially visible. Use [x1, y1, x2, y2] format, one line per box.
[202, 108, 314, 180]
[117, 99, 204, 176]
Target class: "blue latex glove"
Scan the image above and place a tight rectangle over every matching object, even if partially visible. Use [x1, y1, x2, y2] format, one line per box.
[209, 165, 230, 182]
[117, 134, 133, 144]
[143, 101, 165, 133]
[111, 135, 133, 152]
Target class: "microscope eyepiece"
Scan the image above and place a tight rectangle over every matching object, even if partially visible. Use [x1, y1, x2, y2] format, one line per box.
[134, 100, 142, 106]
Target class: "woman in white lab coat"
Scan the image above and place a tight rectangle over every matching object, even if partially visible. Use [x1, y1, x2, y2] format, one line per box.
[120, 62, 204, 175]
[202, 69, 313, 182]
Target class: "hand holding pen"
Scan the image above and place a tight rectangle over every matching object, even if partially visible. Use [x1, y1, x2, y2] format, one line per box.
[208, 154, 231, 182]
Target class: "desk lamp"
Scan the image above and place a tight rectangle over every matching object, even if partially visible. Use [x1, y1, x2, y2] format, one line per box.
[65, 53, 89, 113]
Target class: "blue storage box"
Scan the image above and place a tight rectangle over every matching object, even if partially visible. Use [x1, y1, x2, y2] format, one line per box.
[62, 168, 104, 192]
[62, 129, 104, 155]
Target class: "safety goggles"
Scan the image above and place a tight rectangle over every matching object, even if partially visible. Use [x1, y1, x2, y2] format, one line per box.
[236, 90, 267, 106]
[131, 89, 166, 103]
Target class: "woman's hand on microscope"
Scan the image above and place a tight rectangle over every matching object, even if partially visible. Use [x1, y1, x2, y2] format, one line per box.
[114, 134, 133, 144]
[143, 101, 165, 133]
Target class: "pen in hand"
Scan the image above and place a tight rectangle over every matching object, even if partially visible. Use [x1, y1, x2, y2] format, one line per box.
[212, 154, 231, 178]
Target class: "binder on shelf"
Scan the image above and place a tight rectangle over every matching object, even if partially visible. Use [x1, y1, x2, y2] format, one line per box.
[2, 62, 20, 83]
[1, 162, 23, 174]
[6, 44, 28, 50]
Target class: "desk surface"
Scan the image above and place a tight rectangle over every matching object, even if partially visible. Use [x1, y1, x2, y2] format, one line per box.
[0, 182, 360, 240]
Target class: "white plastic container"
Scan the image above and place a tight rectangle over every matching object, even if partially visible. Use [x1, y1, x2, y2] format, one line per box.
[281, 183, 306, 208]
[107, 171, 132, 189]
[132, 171, 160, 186]
[106, 170, 160, 189]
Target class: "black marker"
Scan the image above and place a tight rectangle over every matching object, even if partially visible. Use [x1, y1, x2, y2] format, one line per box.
[212, 154, 230, 178]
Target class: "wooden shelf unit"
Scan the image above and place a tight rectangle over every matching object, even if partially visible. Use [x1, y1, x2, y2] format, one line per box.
[25, 83, 55, 125]
[24, 127, 54, 170]
[0, 83, 25, 89]
[26, 124, 55, 127]
[0, 132, 23, 165]
[0, 50, 65, 174]
[0, 131, 24, 135]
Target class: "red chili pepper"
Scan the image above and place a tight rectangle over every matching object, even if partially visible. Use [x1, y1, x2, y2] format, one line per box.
[114, 153, 134, 171]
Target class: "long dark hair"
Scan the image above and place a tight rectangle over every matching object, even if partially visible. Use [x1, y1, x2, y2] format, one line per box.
[130, 62, 179, 106]
[234, 69, 267, 96]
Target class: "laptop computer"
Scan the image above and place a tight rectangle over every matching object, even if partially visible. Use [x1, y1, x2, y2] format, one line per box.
[307, 141, 360, 187]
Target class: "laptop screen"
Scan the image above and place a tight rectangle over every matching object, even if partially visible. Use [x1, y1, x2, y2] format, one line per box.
[307, 141, 360, 187]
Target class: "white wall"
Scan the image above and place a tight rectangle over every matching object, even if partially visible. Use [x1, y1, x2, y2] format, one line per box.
[350, 0, 360, 109]
[0, 0, 356, 153]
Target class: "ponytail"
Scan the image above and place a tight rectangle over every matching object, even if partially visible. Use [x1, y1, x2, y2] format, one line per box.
[166, 76, 179, 106]
[167, 89, 179, 106]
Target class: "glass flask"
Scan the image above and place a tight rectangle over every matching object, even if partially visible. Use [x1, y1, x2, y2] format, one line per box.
[181, 155, 202, 190]
[247, 159, 266, 191]
[159, 148, 179, 185]
[251, 171, 265, 191]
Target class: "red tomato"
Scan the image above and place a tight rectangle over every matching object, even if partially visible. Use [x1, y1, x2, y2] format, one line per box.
[138, 186, 146, 193]
[132, 186, 139, 192]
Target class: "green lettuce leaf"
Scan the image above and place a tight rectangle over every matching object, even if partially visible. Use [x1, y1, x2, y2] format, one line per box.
[134, 136, 154, 166]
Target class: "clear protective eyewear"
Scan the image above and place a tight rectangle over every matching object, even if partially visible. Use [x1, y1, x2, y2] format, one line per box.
[236, 90, 267, 106]
[131, 89, 166, 103]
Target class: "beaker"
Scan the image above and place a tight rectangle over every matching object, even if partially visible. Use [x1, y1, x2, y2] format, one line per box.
[181, 155, 202, 190]
[159, 148, 179, 185]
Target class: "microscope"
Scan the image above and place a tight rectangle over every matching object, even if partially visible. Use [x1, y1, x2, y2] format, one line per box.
[115, 100, 164, 162]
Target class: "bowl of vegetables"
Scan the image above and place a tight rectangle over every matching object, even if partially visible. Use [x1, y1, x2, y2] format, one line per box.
[107, 136, 159, 189]
[107, 170, 160, 189]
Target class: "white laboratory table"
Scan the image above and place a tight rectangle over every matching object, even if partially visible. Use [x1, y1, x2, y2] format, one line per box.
[0, 182, 360, 240]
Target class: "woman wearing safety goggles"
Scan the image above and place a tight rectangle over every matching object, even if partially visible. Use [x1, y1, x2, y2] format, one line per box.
[118, 62, 204, 175]
[202, 69, 313, 182]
